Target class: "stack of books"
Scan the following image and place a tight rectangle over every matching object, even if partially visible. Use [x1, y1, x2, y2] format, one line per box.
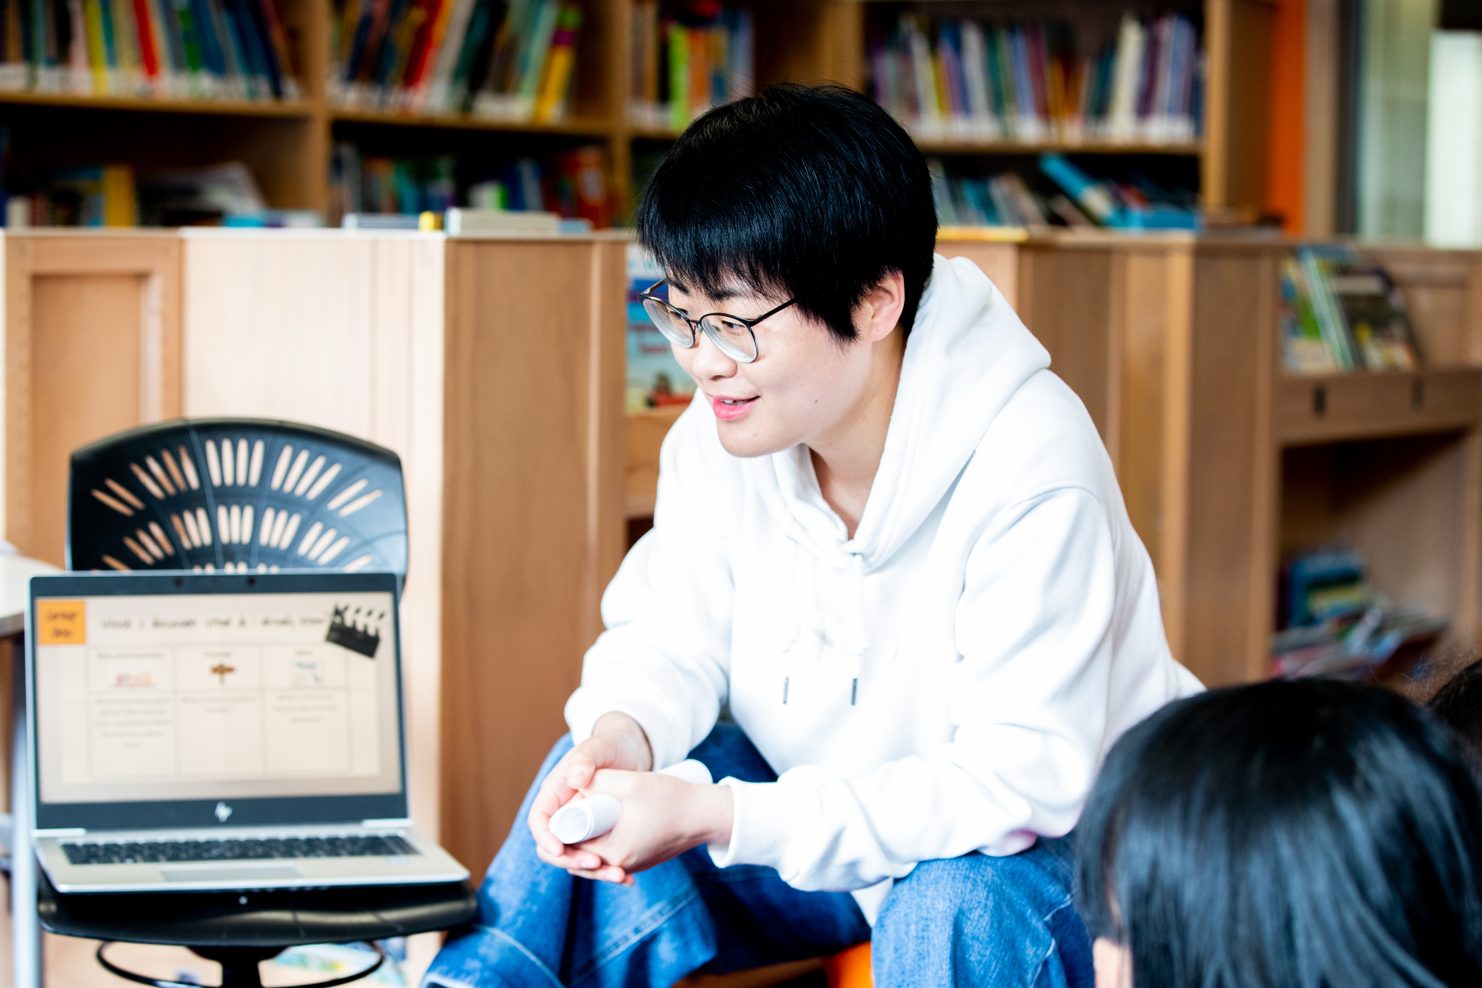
[330, 145, 456, 219]
[930, 153, 1199, 230]
[628, 0, 752, 131]
[330, 0, 583, 123]
[1281, 247, 1423, 375]
[10, 162, 135, 225]
[0, 0, 300, 100]
[329, 142, 611, 228]
[869, 11, 1201, 145]
[1271, 545, 1447, 681]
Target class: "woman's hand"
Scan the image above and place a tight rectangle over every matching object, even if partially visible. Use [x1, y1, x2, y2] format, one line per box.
[528, 712, 654, 872]
[547, 769, 735, 886]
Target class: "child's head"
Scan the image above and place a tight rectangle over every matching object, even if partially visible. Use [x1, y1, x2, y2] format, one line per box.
[1077, 679, 1482, 988]
[1429, 656, 1482, 778]
[634, 84, 937, 460]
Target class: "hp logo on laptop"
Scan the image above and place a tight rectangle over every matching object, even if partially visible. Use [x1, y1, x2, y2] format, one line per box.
[215, 802, 233, 823]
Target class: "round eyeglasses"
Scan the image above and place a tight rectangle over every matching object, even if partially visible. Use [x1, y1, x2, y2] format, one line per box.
[639, 279, 796, 364]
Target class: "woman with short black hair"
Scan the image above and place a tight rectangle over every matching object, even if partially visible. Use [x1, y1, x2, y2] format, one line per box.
[428, 83, 1200, 988]
[1078, 678, 1482, 988]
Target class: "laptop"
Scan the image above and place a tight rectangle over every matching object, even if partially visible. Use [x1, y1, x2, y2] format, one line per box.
[27, 570, 469, 893]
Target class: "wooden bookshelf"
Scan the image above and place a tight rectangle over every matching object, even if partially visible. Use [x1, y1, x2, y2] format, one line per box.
[0, 0, 1276, 222]
[1014, 235, 1482, 687]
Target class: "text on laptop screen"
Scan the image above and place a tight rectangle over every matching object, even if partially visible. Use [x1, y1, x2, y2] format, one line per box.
[34, 591, 402, 805]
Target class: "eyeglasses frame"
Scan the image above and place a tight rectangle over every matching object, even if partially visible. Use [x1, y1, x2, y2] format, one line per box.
[638, 279, 797, 364]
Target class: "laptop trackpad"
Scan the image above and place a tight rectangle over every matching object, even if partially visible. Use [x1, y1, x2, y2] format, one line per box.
[162, 865, 303, 883]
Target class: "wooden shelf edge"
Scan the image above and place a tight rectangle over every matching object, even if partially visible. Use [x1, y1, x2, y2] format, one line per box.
[624, 494, 657, 519]
[330, 108, 616, 137]
[626, 405, 688, 422]
[912, 138, 1205, 156]
[0, 89, 314, 117]
[1276, 369, 1482, 447]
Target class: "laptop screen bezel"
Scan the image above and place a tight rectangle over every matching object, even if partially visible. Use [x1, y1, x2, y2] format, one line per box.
[28, 571, 410, 831]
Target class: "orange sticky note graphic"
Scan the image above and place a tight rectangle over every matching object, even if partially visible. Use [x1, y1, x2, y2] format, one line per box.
[37, 600, 86, 645]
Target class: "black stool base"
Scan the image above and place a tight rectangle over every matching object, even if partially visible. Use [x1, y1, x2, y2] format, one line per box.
[96, 940, 385, 988]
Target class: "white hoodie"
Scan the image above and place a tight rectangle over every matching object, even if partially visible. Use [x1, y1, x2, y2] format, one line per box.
[565, 254, 1202, 922]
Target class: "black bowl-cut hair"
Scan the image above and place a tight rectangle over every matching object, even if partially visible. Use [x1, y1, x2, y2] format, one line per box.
[1077, 678, 1482, 988]
[635, 83, 937, 343]
[1430, 656, 1482, 780]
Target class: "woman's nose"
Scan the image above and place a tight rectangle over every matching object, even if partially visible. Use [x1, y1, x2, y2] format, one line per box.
[689, 328, 738, 379]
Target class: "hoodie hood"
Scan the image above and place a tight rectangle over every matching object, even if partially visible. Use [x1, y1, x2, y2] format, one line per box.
[754, 253, 1050, 569]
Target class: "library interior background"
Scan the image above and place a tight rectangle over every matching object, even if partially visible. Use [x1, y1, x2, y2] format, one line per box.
[3, 0, 1482, 983]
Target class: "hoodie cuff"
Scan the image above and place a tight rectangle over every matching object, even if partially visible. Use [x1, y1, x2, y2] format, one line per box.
[706, 777, 792, 870]
[563, 688, 690, 770]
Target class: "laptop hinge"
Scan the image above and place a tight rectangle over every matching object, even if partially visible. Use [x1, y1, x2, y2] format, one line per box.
[34, 828, 86, 837]
[361, 818, 412, 828]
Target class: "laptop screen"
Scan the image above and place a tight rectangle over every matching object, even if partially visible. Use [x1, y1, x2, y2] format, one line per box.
[30, 573, 407, 830]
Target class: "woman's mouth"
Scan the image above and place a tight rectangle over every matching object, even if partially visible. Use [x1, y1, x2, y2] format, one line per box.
[710, 395, 758, 421]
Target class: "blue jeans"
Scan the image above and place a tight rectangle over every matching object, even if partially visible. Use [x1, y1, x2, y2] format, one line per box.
[424, 725, 1093, 988]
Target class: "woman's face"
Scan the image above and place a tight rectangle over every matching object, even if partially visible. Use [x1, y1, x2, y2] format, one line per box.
[666, 280, 893, 459]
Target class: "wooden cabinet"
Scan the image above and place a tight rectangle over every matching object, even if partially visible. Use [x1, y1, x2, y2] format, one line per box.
[2, 229, 627, 874]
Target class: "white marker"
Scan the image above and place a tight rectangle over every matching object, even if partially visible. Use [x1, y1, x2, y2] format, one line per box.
[549, 759, 714, 844]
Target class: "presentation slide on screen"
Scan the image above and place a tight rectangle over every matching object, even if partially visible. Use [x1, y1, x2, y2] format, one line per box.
[34, 591, 403, 804]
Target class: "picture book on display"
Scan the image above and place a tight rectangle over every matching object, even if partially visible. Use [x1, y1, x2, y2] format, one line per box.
[1283, 247, 1423, 375]
[627, 246, 695, 413]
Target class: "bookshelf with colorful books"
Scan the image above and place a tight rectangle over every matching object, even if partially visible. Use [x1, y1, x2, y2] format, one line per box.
[0, 0, 1275, 227]
[845, 0, 1275, 216]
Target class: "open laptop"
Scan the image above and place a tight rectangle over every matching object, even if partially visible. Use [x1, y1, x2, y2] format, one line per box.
[27, 570, 469, 893]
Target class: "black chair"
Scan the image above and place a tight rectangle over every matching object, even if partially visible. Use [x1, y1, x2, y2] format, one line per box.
[32, 418, 476, 988]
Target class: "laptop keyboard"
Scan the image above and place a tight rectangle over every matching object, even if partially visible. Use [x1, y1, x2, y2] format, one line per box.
[60, 834, 418, 866]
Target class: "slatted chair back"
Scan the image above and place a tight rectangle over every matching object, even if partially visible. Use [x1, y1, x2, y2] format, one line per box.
[67, 419, 407, 587]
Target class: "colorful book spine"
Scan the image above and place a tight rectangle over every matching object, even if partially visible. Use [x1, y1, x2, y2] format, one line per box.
[531, 2, 576, 122]
[869, 10, 1201, 145]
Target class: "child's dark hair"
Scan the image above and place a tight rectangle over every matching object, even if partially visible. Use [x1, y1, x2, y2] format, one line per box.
[1429, 657, 1482, 778]
[1077, 678, 1482, 988]
[635, 83, 938, 343]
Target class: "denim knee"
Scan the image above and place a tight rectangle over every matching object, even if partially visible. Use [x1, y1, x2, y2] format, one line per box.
[872, 844, 1092, 988]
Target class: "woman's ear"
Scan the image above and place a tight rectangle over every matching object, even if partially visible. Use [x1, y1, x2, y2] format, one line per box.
[855, 270, 907, 344]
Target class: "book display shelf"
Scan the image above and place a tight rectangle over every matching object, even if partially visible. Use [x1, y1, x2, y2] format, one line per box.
[973, 233, 1482, 689]
[0, 0, 1276, 224]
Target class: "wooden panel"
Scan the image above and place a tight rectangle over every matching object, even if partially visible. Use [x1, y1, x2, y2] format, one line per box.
[753, 0, 863, 87]
[1116, 245, 1195, 656]
[1204, 0, 1277, 210]
[31, 274, 142, 565]
[181, 230, 447, 841]
[1280, 433, 1476, 643]
[3, 233, 181, 566]
[1016, 245, 1115, 442]
[625, 407, 683, 517]
[1275, 369, 1482, 445]
[1360, 247, 1481, 368]
[1182, 249, 1273, 685]
[1304, 0, 1340, 235]
[183, 234, 375, 436]
[440, 238, 623, 873]
[935, 240, 1019, 311]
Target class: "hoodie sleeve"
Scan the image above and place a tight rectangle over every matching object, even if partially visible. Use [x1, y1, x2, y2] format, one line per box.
[563, 406, 736, 770]
[709, 485, 1130, 891]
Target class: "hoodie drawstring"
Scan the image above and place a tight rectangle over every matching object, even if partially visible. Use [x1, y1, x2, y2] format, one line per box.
[780, 544, 869, 707]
